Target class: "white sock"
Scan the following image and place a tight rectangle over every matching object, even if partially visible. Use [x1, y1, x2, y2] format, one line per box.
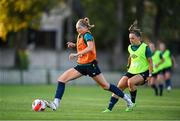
[123, 94, 131, 103]
[53, 98, 60, 107]
[123, 94, 128, 100]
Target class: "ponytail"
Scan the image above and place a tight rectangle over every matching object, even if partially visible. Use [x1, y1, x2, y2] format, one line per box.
[128, 20, 151, 44]
[128, 20, 141, 37]
[77, 17, 95, 29]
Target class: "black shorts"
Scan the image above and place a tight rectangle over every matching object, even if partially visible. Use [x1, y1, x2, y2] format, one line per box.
[152, 71, 163, 78]
[74, 60, 101, 77]
[124, 70, 149, 83]
[162, 67, 172, 74]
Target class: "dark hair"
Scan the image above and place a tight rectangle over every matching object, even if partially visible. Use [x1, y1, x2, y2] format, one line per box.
[129, 20, 141, 37]
[130, 30, 141, 37]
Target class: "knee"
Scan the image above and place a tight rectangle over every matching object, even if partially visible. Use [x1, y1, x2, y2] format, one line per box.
[158, 76, 163, 82]
[127, 79, 133, 88]
[57, 80, 66, 84]
[119, 85, 126, 91]
[165, 73, 171, 79]
[57, 76, 67, 83]
[101, 83, 109, 90]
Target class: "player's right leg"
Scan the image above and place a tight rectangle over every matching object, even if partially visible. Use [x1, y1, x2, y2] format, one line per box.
[103, 76, 128, 112]
[44, 68, 82, 111]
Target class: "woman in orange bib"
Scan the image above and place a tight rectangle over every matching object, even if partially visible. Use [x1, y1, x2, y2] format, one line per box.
[44, 17, 133, 111]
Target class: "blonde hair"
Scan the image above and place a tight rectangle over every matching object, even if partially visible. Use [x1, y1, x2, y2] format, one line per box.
[76, 17, 95, 29]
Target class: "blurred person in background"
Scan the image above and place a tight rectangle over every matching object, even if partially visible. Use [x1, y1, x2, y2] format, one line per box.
[158, 42, 176, 91]
[149, 43, 164, 96]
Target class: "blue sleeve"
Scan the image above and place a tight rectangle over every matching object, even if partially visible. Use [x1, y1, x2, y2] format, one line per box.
[145, 46, 152, 58]
[84, 33, 93, 42]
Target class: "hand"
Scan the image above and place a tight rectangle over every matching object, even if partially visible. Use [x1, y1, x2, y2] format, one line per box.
[67, 42, 76, 48]
[146, 73, 152, 82]
[146, 76, 151, 82]
[69, 53, 78, 61]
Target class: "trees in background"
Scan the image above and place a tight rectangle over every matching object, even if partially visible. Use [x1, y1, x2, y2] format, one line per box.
[0, 0, 61, 69]
[81, 0, 180, 70]
[81, 0, 124, 69]
[0, 0, 180, 70]
[153, 0, 180, 41]
[0, 0, 61, 43]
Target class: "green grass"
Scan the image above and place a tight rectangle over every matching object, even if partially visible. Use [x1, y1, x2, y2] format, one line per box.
[0, 85, 180, 120]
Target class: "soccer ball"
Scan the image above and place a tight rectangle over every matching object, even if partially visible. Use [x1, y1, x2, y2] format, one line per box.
[32, 99, 46, 112]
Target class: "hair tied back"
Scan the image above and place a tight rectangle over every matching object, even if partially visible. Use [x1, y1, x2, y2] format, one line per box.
[83, 17, 95, 29]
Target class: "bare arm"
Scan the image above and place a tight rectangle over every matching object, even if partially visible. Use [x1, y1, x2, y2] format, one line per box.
[146, 57, 153, 81]
[171, 55, 177, 68]
[147, 57, 153, 76]
[127, 56, 131, 69]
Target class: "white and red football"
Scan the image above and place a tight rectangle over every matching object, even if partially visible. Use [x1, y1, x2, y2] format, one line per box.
[32, 99, 46, 112]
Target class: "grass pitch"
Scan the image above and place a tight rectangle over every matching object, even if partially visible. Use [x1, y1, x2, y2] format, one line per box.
[0, 85, 180, 120]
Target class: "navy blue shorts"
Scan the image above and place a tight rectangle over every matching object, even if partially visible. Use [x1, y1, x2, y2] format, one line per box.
[162, 67, 172, 74]
[124, 70, 149, 84]
[152, 71, 163, 78]
[74, 60, 101, 77]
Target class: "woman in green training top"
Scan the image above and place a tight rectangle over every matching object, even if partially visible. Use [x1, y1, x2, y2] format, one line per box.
[158, 42, 176, 91]
[103, 20, 153, 112]
[149, 43, 164, 96]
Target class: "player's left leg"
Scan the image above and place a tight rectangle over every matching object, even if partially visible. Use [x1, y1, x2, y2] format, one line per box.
[92, 74, 133, 111]
[157, 73, 164, 96]
[165, 71, 172, 91]
[44, 68, 82, 111]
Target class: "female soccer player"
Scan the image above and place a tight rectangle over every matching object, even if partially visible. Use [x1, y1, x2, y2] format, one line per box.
[158, 42, 176, 91]
[103, 21, 153, 112]
[44, 17, 133, 111]
[149, 43, 164, 96]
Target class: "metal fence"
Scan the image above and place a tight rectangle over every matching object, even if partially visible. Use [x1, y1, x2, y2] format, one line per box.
[0, 69, 122, 85]
[0, 69, 180, 88]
